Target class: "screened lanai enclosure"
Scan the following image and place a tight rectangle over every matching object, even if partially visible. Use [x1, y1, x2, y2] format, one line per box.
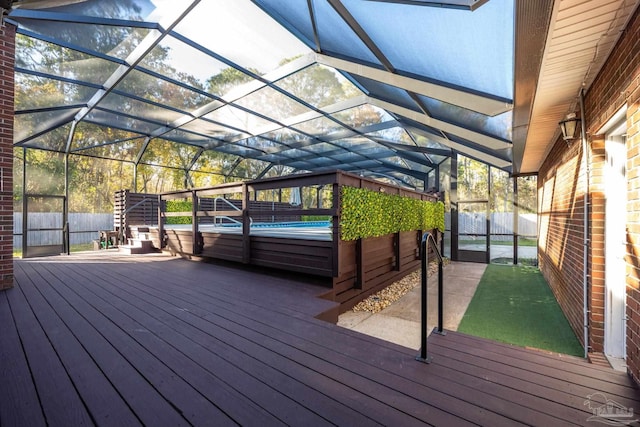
[9, 0, 536, 263]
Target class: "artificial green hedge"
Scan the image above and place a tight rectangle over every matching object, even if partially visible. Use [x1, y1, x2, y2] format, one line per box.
[340, 186, 445, 241]
[165, 200, 192, 225]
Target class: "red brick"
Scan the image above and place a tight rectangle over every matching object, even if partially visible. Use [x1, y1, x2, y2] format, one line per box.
[0, 23, 13, 292]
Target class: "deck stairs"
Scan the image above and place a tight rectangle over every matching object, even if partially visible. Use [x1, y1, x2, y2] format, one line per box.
[118, 226, 156, 255]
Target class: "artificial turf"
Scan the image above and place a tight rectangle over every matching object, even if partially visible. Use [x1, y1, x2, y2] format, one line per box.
[457, 264, 584, 357]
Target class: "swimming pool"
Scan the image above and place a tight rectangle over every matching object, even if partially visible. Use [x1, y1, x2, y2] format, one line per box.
[164, 220, 333, 241]
[215, 220, 330, 229]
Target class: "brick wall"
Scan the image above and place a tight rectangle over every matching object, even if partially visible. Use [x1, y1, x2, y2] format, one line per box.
[587, 3, 640, 383]
[538, 4, 640, 381]
[630, 93, 640, 377]
[538, 129, 591, 349]
[0, 22, 14, 291]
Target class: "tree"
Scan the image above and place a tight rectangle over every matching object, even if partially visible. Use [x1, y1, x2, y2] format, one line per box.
[276, 63, 347, 109]
[490, 167, 513, 213]
[206, 67, 258, 98]
[457, 155, 488, 201]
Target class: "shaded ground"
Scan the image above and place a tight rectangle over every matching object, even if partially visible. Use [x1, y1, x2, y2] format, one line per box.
[339, 262, 583, 358]
[338, 262, 486, 349]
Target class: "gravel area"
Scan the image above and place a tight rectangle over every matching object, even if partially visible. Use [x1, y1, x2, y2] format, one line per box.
[351, 259, 449, 314]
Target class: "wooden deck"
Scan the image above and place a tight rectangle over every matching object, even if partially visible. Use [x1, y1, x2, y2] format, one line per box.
[2, 253, 639, 426]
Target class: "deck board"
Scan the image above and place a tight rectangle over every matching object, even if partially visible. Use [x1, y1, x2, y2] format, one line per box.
[112, 267, 509, 425]
[0, 292, 46, 427]
[8, 268, 95, 427]
[2, 253, 640, 426]
[56, 259, 421, 426]
[155, 280, 564, 426]
[429, 331, 638, 399]
[24, 261, 264, 427]
[48, 258, 574, 425]
[73, 259, 501, 425]
[17, 261, 196, 427]
[42, 261, 343, 427]
[15, 264, 142, 427]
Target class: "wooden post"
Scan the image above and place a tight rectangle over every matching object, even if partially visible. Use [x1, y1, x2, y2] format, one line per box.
[242, 183, 251, 263]
[192, 190, 199, 255]
[331, 182, 340, 276]
[356, 238, 364, 289]
[157, 195, 164, 249]
[394, 232, 401, 271]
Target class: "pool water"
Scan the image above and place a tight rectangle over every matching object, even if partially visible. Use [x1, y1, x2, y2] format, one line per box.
[251, 221, 331, 228]
[163, 220, 333, 241]
[236, 220, 330, 229]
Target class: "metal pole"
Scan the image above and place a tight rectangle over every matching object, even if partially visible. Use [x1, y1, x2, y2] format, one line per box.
[416, 231, 445, 363]
[64, 221, 70, 255]
[22, 148, 27, 257]
[63, 122, 76, 255]
[437, 234, 445, 334]
[133, 162, 138, 193]
[192, 190, 199, 255]
[451, 154, 459, 261]
[416, 231, 431, 363]
[158, 194, 164, 248]
[513, 177, 519, 264]
[486, 166, 491, 264]
[579, 88, 590, 358]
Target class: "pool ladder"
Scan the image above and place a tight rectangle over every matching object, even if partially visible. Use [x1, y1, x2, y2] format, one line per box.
[213, 197, 252, 226]
[416, 231, 445, 364]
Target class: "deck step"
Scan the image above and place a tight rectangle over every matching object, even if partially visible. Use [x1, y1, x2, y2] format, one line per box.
[588, 352, 614, 368]
[119, 238, 155, 255]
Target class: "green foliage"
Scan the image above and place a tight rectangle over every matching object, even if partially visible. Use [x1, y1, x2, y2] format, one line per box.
[340, 186, 445, 241]
[301, 215, 331, 222]
[165, 200, 192, 225]
[206, 67, 259, 97]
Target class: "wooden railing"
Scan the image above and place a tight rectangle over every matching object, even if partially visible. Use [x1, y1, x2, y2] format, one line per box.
[150, 171, 441, 298]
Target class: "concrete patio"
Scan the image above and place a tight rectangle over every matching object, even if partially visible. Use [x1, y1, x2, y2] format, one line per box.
[338, 262, 487, 349]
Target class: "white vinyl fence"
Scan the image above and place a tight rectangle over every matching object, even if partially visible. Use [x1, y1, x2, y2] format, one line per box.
[13, 213, 113, 249]
[13, 212, 537, 248]
[458, 212, 537, 240]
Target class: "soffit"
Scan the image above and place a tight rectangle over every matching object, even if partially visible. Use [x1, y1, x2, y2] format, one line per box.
[516, 0, 639, 174]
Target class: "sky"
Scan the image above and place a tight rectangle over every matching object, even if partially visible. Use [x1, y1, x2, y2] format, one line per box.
[148, 0, 310, 83]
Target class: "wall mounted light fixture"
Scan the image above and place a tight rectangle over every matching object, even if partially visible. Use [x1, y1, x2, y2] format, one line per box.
[559, 112, 581, 142]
